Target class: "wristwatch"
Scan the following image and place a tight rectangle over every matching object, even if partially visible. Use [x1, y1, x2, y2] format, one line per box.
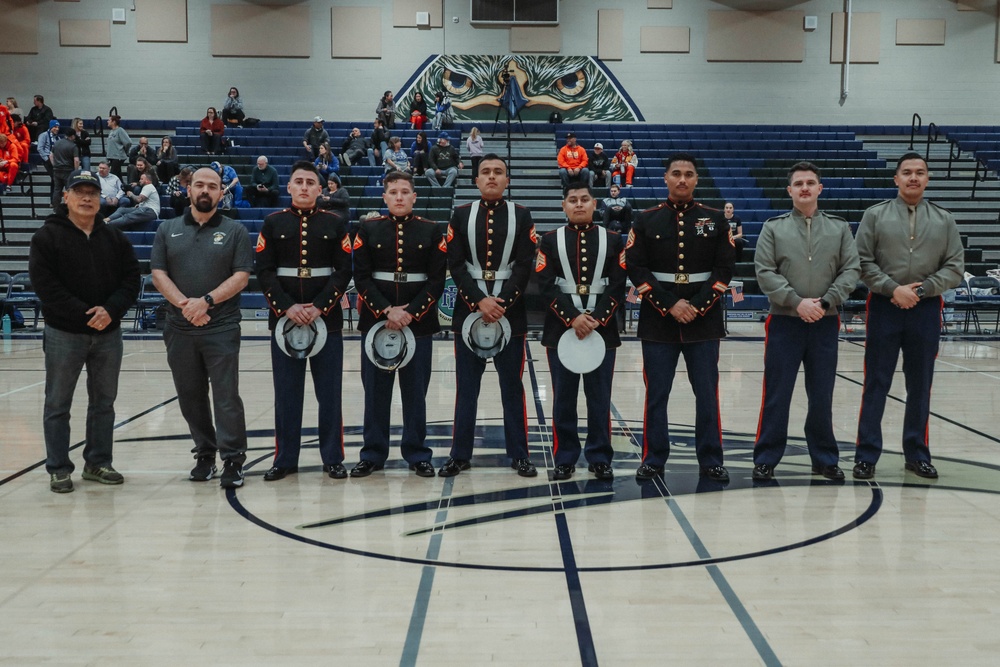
[819, 299, 831, 310]
[203, 294, 215, 307]
[914, 285, 926, 299]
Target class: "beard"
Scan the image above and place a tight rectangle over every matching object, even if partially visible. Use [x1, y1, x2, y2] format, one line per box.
[193, 194, 216, 213]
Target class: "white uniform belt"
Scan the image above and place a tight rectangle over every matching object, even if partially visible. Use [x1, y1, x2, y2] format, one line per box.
[277, 267, 333, 278]
[467, 267, 513, 281]
[555, 277, 607, 296]
[652, 271, 711, 284]
[373, 271, 429, 283]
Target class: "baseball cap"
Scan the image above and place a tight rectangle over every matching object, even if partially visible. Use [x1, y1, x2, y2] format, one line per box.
[64, 169, 101, 191]
[566, 132, 576, 139]
[594, 143, 603, 149]
[438, 132, 451, 141]
[313, 116, 324, 123]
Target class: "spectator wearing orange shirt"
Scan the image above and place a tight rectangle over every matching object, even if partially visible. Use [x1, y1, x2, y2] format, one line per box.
[557, 132, 589, 190]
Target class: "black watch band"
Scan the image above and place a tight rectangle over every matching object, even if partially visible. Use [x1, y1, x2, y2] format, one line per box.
[203, 294, 215, 307]
[915, 285, 926, 299]
[819, 299, 831, 310]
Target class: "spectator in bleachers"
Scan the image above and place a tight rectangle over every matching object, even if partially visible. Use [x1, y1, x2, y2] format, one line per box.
[376, 90, 396, 129]
[105, 114, 132, 181]
[155, 136, 179, 183]
[724, 202, 745, 262]
[314, 142, 340, 181]
[556, 132, 589, 189]
[411, 131, 430, 176]
[10, 115, 30, 164]
[383, 136, 411, 174]
[5, 97, 22, 118]
[210, 160, 242, 210]
[128, 136, 156, 167]
[127, 157, 159, 195]
[465, 127, 483, 185]
[199, 108, 225, 155]
[105, 172, 160, 229]
[426, 131, 462, 189]
[221, 87, 245, 127]
[97, 161, 126, 217]
[601, 183, 633, 234]
[409, 92, 429, 130]
[38, 120, 60, 179]
[50, 128, 81, 208]
[166, 166, 193, 213]
[25, 94, 54, 142]
[432, 91, 453, 131]
[303, 116, 329, 160]
[318, 173, 350, 218]
[0, 133, 19, 194]
[371, 119, 389, 164]
[341, 127, 374, 167]
[589, 142, 610, 189]
[71, 118, 92, 172]
[247, 155, 280, 208]
[611, 140, 638, 187]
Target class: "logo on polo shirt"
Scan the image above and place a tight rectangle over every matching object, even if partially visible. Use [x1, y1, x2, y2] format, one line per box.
[213, 232, 226, 245]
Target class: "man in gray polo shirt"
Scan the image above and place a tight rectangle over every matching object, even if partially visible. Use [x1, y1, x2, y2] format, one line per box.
[151, 166, 253, 488]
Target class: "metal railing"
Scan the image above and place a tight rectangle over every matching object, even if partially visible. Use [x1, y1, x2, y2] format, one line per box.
[908, 113, 922, 150]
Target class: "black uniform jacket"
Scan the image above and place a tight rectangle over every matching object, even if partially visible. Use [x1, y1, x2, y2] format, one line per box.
[353, 214, 447, 336]
[626, 199, 735, 343]
[535, 222, 627, 349]
[255, 207, 354, 331]
[447, 199, 536, 336]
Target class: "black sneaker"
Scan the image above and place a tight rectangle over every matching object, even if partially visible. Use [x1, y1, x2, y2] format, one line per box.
[82, 465, 124, 485]
[220, 460, 244, 488]
[50, 473, 73, 494]
[189, 456, 217, 482]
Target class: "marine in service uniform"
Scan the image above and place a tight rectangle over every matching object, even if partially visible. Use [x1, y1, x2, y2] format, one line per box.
[626, 153, 735, 483]
[536, 182, 627, 481]
[853, 152, 964, 480]
[440, 154, 538, 478]
[751, 162, 860, 482]
[351, 171, 447, 478]
[255, 161, 353, 481]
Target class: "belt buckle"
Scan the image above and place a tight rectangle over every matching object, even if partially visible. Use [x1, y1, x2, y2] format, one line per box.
[675, 273, 689, 284]
[576, 284, 590, 296]
[298, 267, 312, 278]
[395, 272, 407, 282]
[482, 270, 496, 281]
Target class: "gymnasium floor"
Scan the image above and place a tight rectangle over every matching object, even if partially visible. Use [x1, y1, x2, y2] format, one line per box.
[2, 322, 999, 666]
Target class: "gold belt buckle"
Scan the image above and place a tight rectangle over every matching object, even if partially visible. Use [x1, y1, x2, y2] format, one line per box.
[576, 285, 590, 296]
[675, 273, 689, 284]
[298, 267, 312, 278]
[395, 272, 407, 282]
[482, 270, 496, 281]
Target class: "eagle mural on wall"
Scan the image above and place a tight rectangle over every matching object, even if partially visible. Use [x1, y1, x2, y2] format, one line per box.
[396, 55, 643, 123]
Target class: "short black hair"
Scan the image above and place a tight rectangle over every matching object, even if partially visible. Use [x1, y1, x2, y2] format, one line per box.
[383, 170, 414, 191]
[34, 94, 44, 103]
[290, 160, 322, 181]
[787, 161, 821, 185]
[896, 152, 928, 172]
[477, 153, 508, 174]
[64, 128, 77, 138]
[664, 152, 699, 173]
[562, 181, 593, 198]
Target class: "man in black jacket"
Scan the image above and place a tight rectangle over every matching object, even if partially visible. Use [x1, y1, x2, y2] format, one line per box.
[25, 94, 54, 142]
[29, 169, 141, 493]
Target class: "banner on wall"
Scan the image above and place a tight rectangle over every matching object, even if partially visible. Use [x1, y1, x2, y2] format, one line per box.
[397, 55, 643, 123]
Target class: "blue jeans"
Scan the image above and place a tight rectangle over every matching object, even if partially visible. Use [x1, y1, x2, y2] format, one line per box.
[426, 166, 458, 188]
[105, 205, 157, 229]
[559, 167, 591, 189]
[42, 326, 124, 474]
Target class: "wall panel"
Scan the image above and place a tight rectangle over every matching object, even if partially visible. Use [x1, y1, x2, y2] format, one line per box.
[211, 4, 310, 58]
[706, 11, 804, 62]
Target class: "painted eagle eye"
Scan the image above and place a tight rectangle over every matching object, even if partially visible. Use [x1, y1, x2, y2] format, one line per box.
[442, 69, 473, 96]
[555, 70, 586, 97]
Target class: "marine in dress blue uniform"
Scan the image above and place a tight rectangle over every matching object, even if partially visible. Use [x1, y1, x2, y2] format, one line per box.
[625, 153, 735, 482]
[351, 172, 447, 478]
[536, 183, 626, 481]
[441, 155, 538, 477]
[255, 161, 353, 480]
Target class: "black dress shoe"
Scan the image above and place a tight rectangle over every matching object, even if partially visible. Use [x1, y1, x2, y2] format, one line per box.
[811, 464, 845, 481]
[635, 463, 664, 480]
[852, 461, 876, 480]
[552, 464, 575, 480]
[263, 466, 298, 481]
[700, 465, 730, 482]
[511, 458, 538, 477]
[905, 460, 938, 479]
[588, 462, 614, 480]
[438, 458, 471, 477]
[324, 463, 348, 479]
[409, 461, 435, 477]
[752, 463, 774, 481]
[350, 460, 384, 478]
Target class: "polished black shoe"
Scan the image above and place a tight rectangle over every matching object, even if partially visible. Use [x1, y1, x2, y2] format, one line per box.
[552, 464, 575, 480]
[635, 463, 664, 480]
[324, 463, 348, 479]
[811, 464, 845, 481]
[700, 465, 730, 482]
[511, 458, 538, 477]
[350, 460, 384, 478]
[409, 461, 435, 477]
[588, 462, 614, 480]
[905, 460, 938, 479]
[438, 458, 471, 477]
[752, 463, 774, 481]
[852, 461, 876, 480]
[263, 465, 298, 482]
